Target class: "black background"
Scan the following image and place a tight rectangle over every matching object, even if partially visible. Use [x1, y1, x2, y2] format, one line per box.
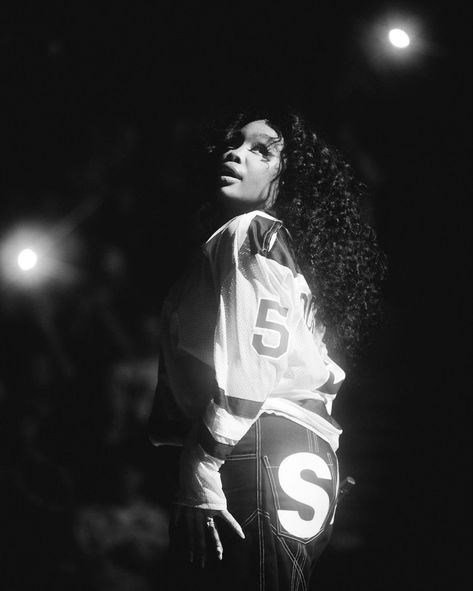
[1, 1, 471, 589]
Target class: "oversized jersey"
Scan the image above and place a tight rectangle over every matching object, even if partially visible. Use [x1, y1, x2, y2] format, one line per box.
[149, 210, 345, 509]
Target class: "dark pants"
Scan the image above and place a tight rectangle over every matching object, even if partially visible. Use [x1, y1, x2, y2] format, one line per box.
[164, 414, 339, 591]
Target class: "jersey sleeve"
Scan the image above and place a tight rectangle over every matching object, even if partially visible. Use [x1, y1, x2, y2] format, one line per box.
[175, 213, 296, 510]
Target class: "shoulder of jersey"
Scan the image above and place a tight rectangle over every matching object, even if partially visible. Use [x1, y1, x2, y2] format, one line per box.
[205, 211, 300, 277]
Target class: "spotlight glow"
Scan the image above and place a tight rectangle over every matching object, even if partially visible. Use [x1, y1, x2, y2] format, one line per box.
[389, 28, 411, 48]
[1, 207, 89, 293]
[1, 226, 52, 288]
[18, 248, 38, 271]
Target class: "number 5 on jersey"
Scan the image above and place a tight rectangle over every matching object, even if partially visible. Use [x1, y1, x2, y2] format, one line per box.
[252, 298, 289, 359]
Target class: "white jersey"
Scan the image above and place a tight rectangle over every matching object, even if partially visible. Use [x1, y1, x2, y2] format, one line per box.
[149, 210, 345, 509]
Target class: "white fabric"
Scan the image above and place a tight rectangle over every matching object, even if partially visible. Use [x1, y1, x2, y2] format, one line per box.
[157, 211, 346, 509]
[175, 438, 227, 510]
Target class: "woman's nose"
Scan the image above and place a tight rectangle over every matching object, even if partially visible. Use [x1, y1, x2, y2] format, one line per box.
[224, 145, 244, 163]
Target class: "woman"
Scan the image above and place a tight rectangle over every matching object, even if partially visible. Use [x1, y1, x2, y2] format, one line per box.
[149, 110, 386, 590]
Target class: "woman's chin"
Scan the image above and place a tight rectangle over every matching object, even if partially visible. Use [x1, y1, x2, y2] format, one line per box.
[218, 183, 241, 199]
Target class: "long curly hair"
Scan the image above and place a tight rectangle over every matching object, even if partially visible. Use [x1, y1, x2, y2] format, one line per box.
[195, 109, 387, 360]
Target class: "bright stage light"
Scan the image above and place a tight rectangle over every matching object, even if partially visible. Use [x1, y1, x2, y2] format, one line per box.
[1, 226, 55, 289]
[359, 12, 427, 71]
[1, 198, 97, 295]
[1, 223, 83, 294]
[17, 248, 38, 271]
[389, 28, 411, 48]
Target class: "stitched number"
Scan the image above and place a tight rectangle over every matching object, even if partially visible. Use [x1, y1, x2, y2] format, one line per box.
[252, 299, 289, 358]
[277, 452, 332, 539]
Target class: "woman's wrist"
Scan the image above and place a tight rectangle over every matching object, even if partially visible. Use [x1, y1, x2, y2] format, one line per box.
[176, 436, 227, 509]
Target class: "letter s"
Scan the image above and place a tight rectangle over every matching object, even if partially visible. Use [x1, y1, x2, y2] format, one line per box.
[277, 452, 332, 539]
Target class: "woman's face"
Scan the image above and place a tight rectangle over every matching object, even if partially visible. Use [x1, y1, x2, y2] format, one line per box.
[218, 119, 284, 215]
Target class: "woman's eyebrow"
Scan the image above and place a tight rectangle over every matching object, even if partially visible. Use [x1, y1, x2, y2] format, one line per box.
[247, 133, 279, 142]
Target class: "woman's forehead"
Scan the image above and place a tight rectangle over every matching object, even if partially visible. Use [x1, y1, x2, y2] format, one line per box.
[240, 119, 280, 140]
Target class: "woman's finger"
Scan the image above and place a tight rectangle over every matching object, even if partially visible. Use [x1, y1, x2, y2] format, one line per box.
[205, 516, 223, 560]
[220, 510, 245, 539]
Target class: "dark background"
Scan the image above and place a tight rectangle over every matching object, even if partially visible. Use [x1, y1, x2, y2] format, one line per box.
[0, 1, 471, 590]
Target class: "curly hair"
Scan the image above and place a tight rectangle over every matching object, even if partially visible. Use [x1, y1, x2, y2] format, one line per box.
[196, 109, 387, 359]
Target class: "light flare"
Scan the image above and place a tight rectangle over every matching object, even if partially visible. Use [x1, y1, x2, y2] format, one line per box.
[389, 28, 411, 48]
[17, 248, 38, 271]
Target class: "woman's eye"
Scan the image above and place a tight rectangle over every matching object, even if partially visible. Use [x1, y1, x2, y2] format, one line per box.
[251, 143, 270, 157]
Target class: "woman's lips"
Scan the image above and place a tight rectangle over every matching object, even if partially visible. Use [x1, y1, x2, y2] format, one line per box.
[220, 165, 242, 180]
[219, 175, 241, 185]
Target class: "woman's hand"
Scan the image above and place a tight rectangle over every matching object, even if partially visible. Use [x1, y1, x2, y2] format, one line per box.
[173, 505, 245, 567]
